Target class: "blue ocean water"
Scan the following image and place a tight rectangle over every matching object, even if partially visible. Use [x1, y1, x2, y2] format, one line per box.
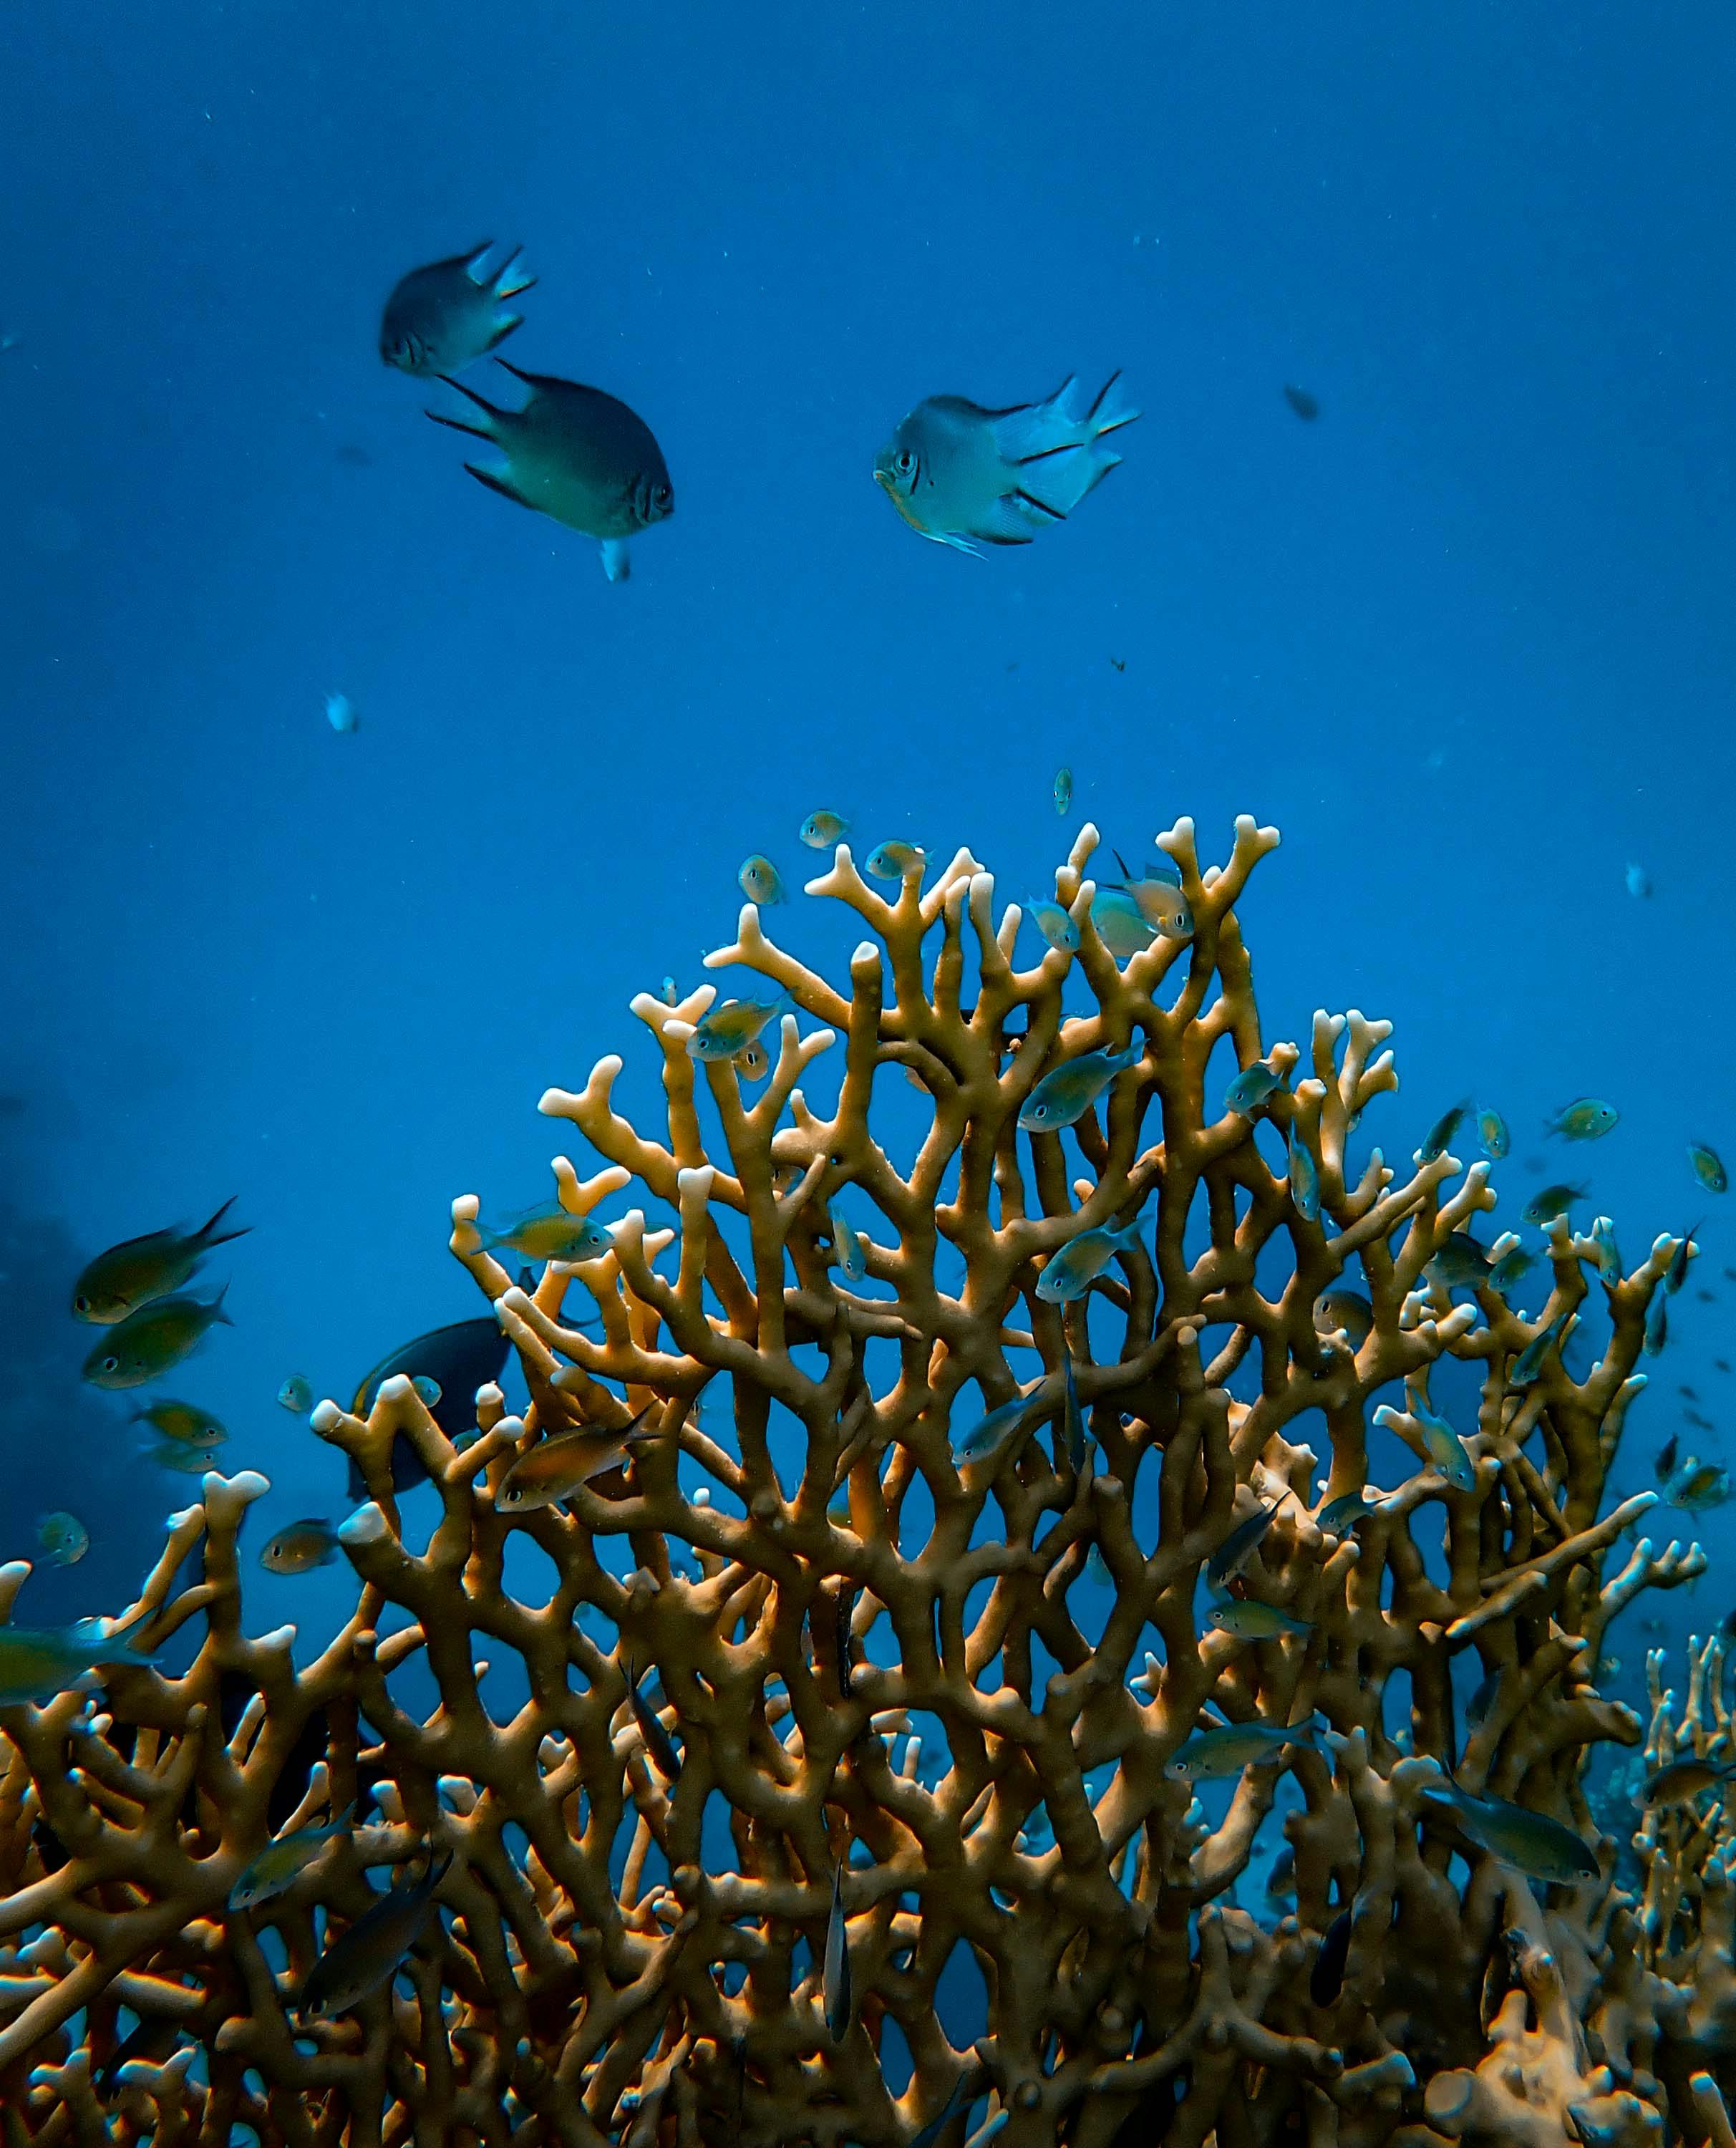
[1, 2, 1732, 1730]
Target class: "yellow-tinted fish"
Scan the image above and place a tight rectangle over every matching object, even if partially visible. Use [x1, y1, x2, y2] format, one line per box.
[738, 854, 786, 905]
[1523, 1183, 1586, 1227]
[1203, 1600, 1311, 1640]
[297, 1849, 452, 2020]
[430, 363, 672, 582]
[35, 1512, 88, 1567]
[496, 1406, 661, 1512]
[260, 1519, 340, 1574]
[865, 840, 926, 881]
[688, 993, 792, 1062]
[1053, 767, 1073, 815]
[829, 1204, 868, 1282]
[800, 811, 850, 848]
[1546, 1098, 1619, 1141]
[411, 1375, 442, 1406]
[0, 1612, 160, 1706]
[1019, 1043, 1141, 1132]
[1313, 1289, 1373, 1350]
[229, 1802, 357, 1911]
[277, 1375, 314, 1415]
[82, 1288, 232, 1389]
[142, 1439, 224, 1475]
[72, 1198, 248, 1323]
[1636, 1757, 1736, 1811]
[1689, 1143, 1729, 1194]
[477, 1205, 614, 1264]
[132, 1398, 227, 1446]
[1165, 1719, 1319, 1780]
[1425, 1782, 1596, 1882]
[1034, 1214, 1145, 1304]
[1476, 1106, 1510, 1160]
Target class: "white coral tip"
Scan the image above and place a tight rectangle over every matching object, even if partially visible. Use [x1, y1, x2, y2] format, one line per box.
[309, 1400, 341, 1434]
[378, 1373, 413, 1402]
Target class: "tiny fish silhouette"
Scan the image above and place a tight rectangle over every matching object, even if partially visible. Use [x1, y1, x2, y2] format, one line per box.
[823, 1859, 853, 2042]
[1283, 384, 1320, 421]
[297, 1849, 452, 2018]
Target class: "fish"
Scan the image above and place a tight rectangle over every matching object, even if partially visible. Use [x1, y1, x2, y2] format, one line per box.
[823, 1860, 852, 2042]
[1488, 1245, 1538, 1294]
[1644, 1292, 1668, 1358]
[1665, 1458, 1730, 1513]
[1635, 1757, 1736, 1811]
[951, 1389, 1039, 1466]
[71, 1197, 248, 1323]
[496, 1407, 661, 1512]
[296, 1849, 453, 2019]
[1689, 1144, 1729, 1195]
[1206, 1491, 1291, 1595]
[1053, 767, 1074, 815]
[132, 1398, 227, 1446]
[1510, 1316, 1566, 1389]
[660, 978, 678, 1007]
[429, 362, 672, 583]
[1025, 897, 1081, 954]
[1410, 1403, 1477, 1491]
[1654, 1435, 1680, 1482]
[1419, 1103, 1468, 1163]
[1110, 657, 1127, 671]
[739, 855, 786, 905]
[1089, 886, 1158, 958]
[1203, 1600, 1312, 1640]
[864, 841, 926, 881]
[1625, 863, 1652, 898]
[624, 1656, 682, 1783]
[688, 994, 792, 1061]
[1085, 1544, 1113, 1587]
[1425, 1782, 1598, 1882]
[35, 1513, 88, 1567]
[1666, 1228, 1699, 1295]
[411, 1375, 442, 1406]
[1111, 854, 1194, 941]
[94, 2017, 182, 2099]
[1266, 1844, 1297, 1900]
[0, 1612, 160, 1706]
[1316, 1491, 1377, 1534]
[324, 690, 359, 735]
[228, 1802, 357, 1910]
[1019, 1044, 1142, 1132]
[734, 1038, 770, 1083]
[1165, 1718, 1319, 1780]
[260, 1519, 341, 1574]
[82, 1287, 232, 1389]
[829, 1204, 868, 1282]
[873, 374, 1139, 555]
[1309, 1908, 1353, 2006]
[379, 243, 533, 374]
[277, 1375, 314, 1416]
[142, 1439, 225, 1475]
[348, 1319, 511, 1499]
[1523, 1183, 1586, 1227]
[1589, 1218, 1622, 1285]
[1426, 1233, 1492, 1290]
[1313, 1290, 1374, 1350]
[1225, 1060, 1287, 1119]
[1034, 1214, 1145, 1304]
[800, 811, 850, 848]
[1283, 384, 1320, 420]
[1476, 1107, 1510, 1161]
[1463, 1668, 1502, 1731]
[1289, 1138, 1321, 1224]
[1059, 1353, 1092, 1474]
[1546, 1098, 1619, 1142]
[477, 1204, 614, 1264]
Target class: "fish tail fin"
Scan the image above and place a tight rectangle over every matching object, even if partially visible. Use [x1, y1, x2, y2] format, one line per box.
[427, 374, 506, 440]
[213, 1281, 234, 1326]
[1085, 369, 1142, 440]
[195, 1195, 250, 1252]
[600, 539, 632, 582]
[491, 248, 535, 300]
[483, 313, 526, 354]
[465, 464, 534, 511]
[997, 370, 1140, 517]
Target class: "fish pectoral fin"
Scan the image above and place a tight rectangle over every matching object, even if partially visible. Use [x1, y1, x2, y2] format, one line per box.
[600, 539, 632, 582]
[929, 529, 985, 558]
[465, 463, 534, 511]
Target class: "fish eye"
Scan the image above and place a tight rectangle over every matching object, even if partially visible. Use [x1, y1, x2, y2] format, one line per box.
[74, 1295, 89, 1312]
[896, 450, 915, 474]
[101, 1356, 118, 1373]
[654, 484, 671, 506]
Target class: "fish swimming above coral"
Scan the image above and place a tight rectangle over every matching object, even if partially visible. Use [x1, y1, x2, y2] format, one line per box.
[873, 373, 1139, 555]
[428, 362, 673, 581]
[379, 242, 534, 375]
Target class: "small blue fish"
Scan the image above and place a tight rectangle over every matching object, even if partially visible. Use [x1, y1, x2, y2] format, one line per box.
[864, 841, 926, 881]
[1689, 1143, 1729, 1194]
[1420, 1102, 1468, 1163]
[229, 1803, 358, 1912]
[1225, 1060, 1286, 1119]
[829, 1204, 868, 1283]
[1378, 1400, 1475, 1491]
[324, 692, 359, 735]
[1644, 1290, 1668, 1357]
[278, 1375, 314, 1415]
[1665, 1457, 1730, 1512]
[1313, 1290, 1373, 1349]
[1206, 1490, 1291, 1593]
[0, 1612, 160, 1706]
[1666, 1227, 1698, 1295]
[1019, 1044, 1141, 1132]
[1085, 1544, 1113, 1587]
[873, 374, 1140, 556]
[1035, 1214, 1145, 1304]
[1062, 1352, 1090, 1473]
[1316, 1492, 1377, 1534]
[952, 1389, 1039, 1466]
[1589, 1218, 1622, 1285]
[35, 1512, 88, 1567]
[1488, 1245, 1537, 1294]
[1510, 1315, 1566, 1388]
[739, 855, 786, 906]
[1203, 1600, 1312, 1640]
[660, 977, 678, 1007]
[1053, 767, 1074, 815]
[380, 243, 534, 375]
[1476, 1106, 1509, 1160]
[1288, 1138, 1320, 1223]
[1625, 863, 1652, 898]
[1427, 1233, 1492, 1290]
[261, 1519, 341, 1574]
[1547, 1098, 1619, 1142]
[1026, 896, 1080, 953]
[799, 811, 850, 849]
[688, 994, 791, 1061]
[1089, 886, 1157, 959]
[477, 1206, 614, 1264]
[1165, 1718, 1318, 1780]
[411, 1375, 442, 1406]
[1523, 1183, 1586, 1228]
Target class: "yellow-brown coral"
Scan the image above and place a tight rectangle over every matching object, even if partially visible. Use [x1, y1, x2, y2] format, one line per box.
[0, 815, 1722, 2144]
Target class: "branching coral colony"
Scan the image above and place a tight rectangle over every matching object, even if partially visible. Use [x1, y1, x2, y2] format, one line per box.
[1, 816, 1729, 2147]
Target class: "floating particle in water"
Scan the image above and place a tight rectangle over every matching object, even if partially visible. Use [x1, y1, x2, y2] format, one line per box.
[1625, 863, 1652, 898]
[325, 692, 359, 735]
[1283, 384, 1320, 421]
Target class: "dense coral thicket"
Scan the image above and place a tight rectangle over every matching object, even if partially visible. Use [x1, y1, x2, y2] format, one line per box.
[0, 817, 1725, 2147]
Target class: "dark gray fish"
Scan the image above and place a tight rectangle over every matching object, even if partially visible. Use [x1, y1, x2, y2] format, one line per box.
[1283, 384, 1320, 421]
[1309, 1907, 1352, 2005]
[430, 361, 673, 582]
[348, 1318, 510, 1498]
[1205, 1490, 1291, 1594]
[1265, 1844, 1296, 1899]
[1062, 1350, 1090, 1474]
[624, 1657, 682, 1784]
[1667, 1226, 1700, 1296]
[1420, 1101, 1468, 1163]
[379, 243, 533, 375]
[297, 1849, 452, 2019]
[1654, 1434, 1679, 1483]
[1317, 1491, 1377, 1534]
[95, 2014, 181, 2099]
[1427, 1232, 1492, 1289]
[1426, 1782, 1598, 1882]
[823, 1860, 852, 2043]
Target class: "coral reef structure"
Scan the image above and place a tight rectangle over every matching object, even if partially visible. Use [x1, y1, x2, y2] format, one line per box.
[0, 817, 1725, 2145]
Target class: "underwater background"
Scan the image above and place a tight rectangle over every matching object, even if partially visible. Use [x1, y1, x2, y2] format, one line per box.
[1, 0, 1732, 1863]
